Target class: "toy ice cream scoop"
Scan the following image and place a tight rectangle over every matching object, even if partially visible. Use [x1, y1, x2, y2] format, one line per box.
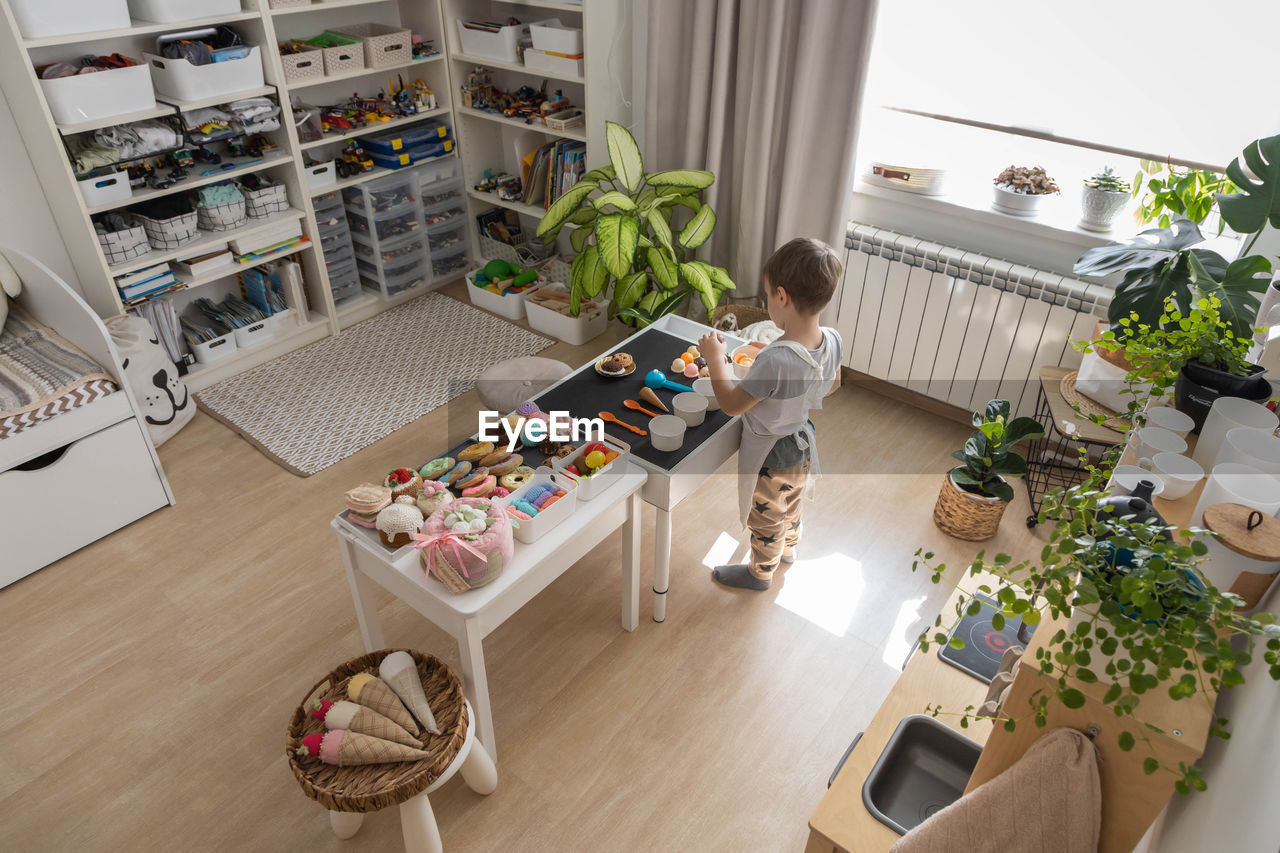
[346, 672, 420, 735]
[310, 698, 423, 748]
[379, 651, 441, 735]
[296, 729, 431, 766]
[644, 369, 690, 394]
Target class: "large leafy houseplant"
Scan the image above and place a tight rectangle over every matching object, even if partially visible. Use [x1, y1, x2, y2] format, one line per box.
[948, 400, 1044, 502]
[1131, 159, 1237, 231]
[535, 121, 736, 327]
[914, 467, 1280, 794]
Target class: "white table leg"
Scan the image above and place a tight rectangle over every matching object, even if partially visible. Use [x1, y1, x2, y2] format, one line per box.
[620, 492, 641, 632]
[339, 536, 386, 653]
[653, 505, 671, 623]
[459, 738, 499, 795]
[399, 791, 443, 853]
[458, 618, 497, 762]
[328, 811, 364, 839]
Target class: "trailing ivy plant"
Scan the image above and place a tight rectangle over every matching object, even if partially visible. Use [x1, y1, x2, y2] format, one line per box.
[535, 121, 736, 327]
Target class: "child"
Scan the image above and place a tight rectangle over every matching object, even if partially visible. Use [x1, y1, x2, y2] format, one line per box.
[698, 237, 844, 590]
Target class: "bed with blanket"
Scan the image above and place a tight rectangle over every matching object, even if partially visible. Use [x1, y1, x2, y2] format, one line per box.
[0, 247, 173, 589]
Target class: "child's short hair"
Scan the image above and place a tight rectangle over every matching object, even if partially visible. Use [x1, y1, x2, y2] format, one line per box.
[762, 238, 842, 315]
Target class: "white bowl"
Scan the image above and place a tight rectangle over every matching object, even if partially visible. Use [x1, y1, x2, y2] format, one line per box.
[1111, 465, 1166, 498]
[649, 415, 686, 451]
[673, 392, 708, 426]
[692, 377, 720, 411]
[1144, 406, 1194, 438]
[1138, 451, 1203, 501]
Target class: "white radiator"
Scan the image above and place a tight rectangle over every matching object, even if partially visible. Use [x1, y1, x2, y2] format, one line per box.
[836, 223, 1113, 417]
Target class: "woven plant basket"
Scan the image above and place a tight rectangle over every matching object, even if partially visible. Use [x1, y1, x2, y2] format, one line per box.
[712, 301, 769, 331]
[933, 471, 1008, 541]
[286, 648, 468, 813]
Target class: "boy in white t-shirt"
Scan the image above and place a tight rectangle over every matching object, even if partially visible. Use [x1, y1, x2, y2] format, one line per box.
[699, 238, 844, 590]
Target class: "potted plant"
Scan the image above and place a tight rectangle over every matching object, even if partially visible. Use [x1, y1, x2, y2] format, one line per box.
[933, 400, 1045, 541]
[535, 121, 736, 328]
[1079, 166, 1131, 232]
[1131, 158, 1237, 232]
[991, 164, 1059, 216]
[914, 468, 1280, 794]
[1113, 296, 1270, 431]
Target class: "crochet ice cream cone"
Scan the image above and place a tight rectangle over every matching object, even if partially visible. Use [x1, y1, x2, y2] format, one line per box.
[379, 651, 441, 735]
[346, 672, 419, 735]
[310, 698, 423, 748]
[296, 729, 430, 766]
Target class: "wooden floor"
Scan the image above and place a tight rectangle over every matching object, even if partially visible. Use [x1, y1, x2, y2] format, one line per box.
[0, 285, 1041, 852]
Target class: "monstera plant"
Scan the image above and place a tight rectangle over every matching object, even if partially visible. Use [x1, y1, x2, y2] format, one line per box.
[1073, 134, 1280, 340]
[536, 121, 735, 327]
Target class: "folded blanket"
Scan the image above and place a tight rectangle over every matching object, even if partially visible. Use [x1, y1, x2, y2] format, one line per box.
[95, 120, 181, 160]
[890, 728, 1101, 853]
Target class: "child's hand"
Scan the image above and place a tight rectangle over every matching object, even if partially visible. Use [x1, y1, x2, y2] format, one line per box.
[698, 330, 726, 364]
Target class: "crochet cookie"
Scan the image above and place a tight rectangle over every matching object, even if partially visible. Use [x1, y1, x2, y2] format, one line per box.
[418, 457, 454, 481]
[499, 466, 535, 491]
[457, 441, 494, 463]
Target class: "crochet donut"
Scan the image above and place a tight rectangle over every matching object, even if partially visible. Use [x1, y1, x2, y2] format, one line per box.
[442, 460, 472, 486]
[456, 467, 490, 490]
[418, 457, 454, 481]
[457, 441, 494, 463]
[485, 453, 523, 477]
[500, 466, 536, 491]
[461, 474, 497, 498]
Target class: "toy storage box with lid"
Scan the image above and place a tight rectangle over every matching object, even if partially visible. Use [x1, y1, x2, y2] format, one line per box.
[344, 170, 428, 299]
[40, 58, 156, 126]
[362, 121, 454, 170]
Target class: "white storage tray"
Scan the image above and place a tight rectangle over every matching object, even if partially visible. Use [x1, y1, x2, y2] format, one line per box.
[523, 48, 583, 78]
[456, 19, 523, 62]
[191, 330, 237, 364]
[530, 19, 583, 54]
[464, 267, 541, 320]
[231, 316, 273, 348]
[144, 45, 265, 103]
[127, 0, 240, 23]
[9, 0, 129, 40]
[552, 435, 631, 501]
[78, 172, 132, 207]
[305, 160, 337, 190]
[524, 289, 606, 346]
[499, 467, 577, 544]
[41, 61, 156, 125]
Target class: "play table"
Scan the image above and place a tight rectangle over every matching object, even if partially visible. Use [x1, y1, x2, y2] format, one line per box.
[332, 465, 647, 761]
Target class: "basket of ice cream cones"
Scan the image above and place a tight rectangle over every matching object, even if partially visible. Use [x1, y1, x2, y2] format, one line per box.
[286, 649, 468, 812]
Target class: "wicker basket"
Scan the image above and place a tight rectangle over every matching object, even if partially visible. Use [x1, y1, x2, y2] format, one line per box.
[286, 649, 469, 813]
[330, 23, 411, 70]
[712, 301, 769, 331]
[310, 34, 364, 76]
[932, 472, 1008, 541]
[280, 43, 324, 84]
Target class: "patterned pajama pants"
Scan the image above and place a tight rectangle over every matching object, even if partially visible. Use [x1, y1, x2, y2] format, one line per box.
[748, 460, 809, 579]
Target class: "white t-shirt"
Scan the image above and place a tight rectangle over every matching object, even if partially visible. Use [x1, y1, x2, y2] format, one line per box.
[738, 328, 843, 468]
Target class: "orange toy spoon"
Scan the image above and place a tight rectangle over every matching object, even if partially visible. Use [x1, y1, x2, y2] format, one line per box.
[622, 399, 661, 418]
[598, 410, 647, 436]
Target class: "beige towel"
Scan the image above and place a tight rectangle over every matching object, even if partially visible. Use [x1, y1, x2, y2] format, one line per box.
[889, 728, 1101, 853]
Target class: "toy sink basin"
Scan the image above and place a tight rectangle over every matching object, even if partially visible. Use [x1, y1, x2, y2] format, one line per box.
[862, 714, 982, 835]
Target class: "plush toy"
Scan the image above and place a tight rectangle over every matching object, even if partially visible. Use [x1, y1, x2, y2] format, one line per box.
[346, 672, 420, 735]
[0, 251, 22, 329]
[309, 698, 423, 748]
[296, 729, 431, 766]
[379, 651, 441, 735]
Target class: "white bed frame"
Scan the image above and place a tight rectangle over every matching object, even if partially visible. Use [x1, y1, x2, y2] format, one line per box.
[0, 247, 174, 589]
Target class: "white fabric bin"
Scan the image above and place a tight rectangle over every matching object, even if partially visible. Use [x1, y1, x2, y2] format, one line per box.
[144, 46, 264, 103]
[41, 61, 155, 125]
[9, 0, 130, 40]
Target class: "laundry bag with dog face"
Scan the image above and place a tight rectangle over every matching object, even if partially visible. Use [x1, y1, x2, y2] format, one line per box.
[105, 315, 194, 446]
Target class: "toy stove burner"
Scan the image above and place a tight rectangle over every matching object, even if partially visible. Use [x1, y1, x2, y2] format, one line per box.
[938, 594, 1033, 683]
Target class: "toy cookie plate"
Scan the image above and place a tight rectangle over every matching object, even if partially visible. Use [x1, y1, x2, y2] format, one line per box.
[594, 354, 636, 380]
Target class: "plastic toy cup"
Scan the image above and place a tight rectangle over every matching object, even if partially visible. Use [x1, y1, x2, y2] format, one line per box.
[673, 392, 708, 427]
[731, 345, 759, 379]
[692, 377, 720, 410]
[649, 415, 686, 451]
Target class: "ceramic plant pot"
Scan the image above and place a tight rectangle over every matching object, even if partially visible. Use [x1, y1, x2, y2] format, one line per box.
[1079, 183, 1129, 232]
[992, 184, 1050, 217]
[933, 470, 1008, 541]
[1174, 362, 1271, 433]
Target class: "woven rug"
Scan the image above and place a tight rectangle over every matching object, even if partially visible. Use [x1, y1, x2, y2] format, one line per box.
[196, 293, 550, 476]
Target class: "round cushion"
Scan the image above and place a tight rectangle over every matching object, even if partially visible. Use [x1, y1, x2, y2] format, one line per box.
[476, 356, 572, 414]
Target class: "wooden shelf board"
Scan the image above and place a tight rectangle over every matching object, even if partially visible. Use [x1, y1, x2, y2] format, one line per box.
[451, 52, 583, 84]
[465, 187, 547, 220]
[299, 106, 451, 151]
[156, 85, 277, 113]
[57, 103, 175, 136]
[86, 151, 294, 215]
[107, 208, 306, 276]
[308, 152, 453, 195]
[286, 54, 443, 91]
[270, 0, 392, 15]
[171, 240, 311, 291]
[456, 107, 586, 141]
[23, 12, 261, 49]
[493, 0, 584, 11]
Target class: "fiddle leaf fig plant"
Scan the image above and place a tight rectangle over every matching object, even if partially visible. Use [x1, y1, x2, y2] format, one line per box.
[536, 121, 736, 327]
[950, 400, 1045, 502]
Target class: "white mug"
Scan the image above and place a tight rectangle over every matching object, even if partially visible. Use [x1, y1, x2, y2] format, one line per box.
[1137, 452, 1203, 501]
[1129, 426, 1186, 463]
[1111, 465, 1166, 498]
[1144, 406, 1194, 439]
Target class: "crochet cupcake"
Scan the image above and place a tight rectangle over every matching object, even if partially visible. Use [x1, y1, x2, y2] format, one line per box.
[376, 495, 424, 548]
[416, 478, 452, 517]
[385, 467, 423, 500]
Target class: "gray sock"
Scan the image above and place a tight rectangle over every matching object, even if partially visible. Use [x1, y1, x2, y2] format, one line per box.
[712, 564, 771, 591]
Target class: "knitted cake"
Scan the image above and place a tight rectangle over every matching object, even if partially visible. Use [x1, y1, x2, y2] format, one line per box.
[416, 498, 514, 593]
[415, 478, 452, 517]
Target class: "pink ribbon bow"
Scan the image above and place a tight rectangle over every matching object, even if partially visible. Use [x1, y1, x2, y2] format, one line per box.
[413, 530, 488, 580]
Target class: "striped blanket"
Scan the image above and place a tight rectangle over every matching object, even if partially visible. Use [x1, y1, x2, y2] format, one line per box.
[0, 305, 117, 439]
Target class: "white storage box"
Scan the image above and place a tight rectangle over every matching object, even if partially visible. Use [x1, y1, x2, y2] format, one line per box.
[41, 61, 155, 125]
[305, 160, 337, 190]
[9, 0, 130, 40]
[456, 19, 524, 62]
[523, 48, 583, 78]
[500, 468, 577, 544]
[126, 0, 240, 23]
[78, 172, 132, 207]
[524, 287, 606, 346]
[231, 316, 272, 348]
[552, 435, 630, 501]
[309, 34, 364, 76]
[465, 267, 541, 320]
[330, 23, 411, 69]
[144, 45, 265, 103]
[529, 19, 583, 55]
[172, 248, 233, 277]
[268, 0, 309, 8]
[190, 329, 237, 364]
[267, 307, 294, 333]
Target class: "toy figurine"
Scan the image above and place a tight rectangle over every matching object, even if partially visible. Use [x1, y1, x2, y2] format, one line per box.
[226, 137, 250, 158]
[496, 174, 522, 201]
[246, 134, 276, 157]
[192, 146, 221, 165]
[411, 35, 439, 60]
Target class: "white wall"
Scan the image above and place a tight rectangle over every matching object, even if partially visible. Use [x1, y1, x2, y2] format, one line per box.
[0, 87, 79, 295]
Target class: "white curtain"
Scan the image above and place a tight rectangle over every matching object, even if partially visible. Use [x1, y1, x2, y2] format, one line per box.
[644, 0, 877, 307]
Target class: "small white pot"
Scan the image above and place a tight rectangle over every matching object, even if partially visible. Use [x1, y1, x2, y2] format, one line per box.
[992, 184, 1051, 216]
[1079, 183, 1129, 231]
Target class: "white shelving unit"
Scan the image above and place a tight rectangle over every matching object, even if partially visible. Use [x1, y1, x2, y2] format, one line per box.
[0, 0, 628, 389]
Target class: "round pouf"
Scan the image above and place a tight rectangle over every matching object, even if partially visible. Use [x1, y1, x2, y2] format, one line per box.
[475, 356, 571, 414]
[287, 649, 468, 813]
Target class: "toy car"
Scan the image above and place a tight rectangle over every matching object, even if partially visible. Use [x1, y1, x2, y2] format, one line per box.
[335, 141, 374, 178]
[226, 137, 249, 158]
[246, 135, 276, 157]
[169, 149, 195, 169]
[192, 146, 221, 165]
